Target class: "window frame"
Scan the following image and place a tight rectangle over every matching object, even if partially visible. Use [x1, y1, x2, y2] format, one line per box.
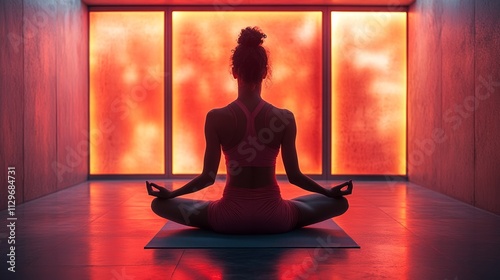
[88, 5, 408, 181]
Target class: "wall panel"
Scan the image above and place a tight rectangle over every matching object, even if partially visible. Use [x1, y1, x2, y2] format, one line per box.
[0, 0, 25, 207]
[1, 0, 89, 209]
[23, 0, 59, 201]
[409, 0, 500, 215]
[474, 0, 500, 215]
[439, 0, 475, 204]
[408, 0, 442, 186]
[56, 0, 89, 188]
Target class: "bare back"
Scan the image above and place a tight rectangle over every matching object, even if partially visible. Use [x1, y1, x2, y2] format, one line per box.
[210, 100, 292, 188]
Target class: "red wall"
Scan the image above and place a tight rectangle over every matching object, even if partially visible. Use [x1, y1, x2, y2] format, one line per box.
[0, 0, 88, 209]
[408, 0, 500, 215]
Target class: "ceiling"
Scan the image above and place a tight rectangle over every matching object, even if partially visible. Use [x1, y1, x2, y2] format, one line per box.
[82, 0, 415, 6]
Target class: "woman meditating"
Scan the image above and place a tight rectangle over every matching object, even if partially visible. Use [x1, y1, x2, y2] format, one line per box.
[146, 27, 353, 234]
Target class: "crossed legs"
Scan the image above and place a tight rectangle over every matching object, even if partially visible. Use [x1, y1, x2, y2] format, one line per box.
[150, 182, 352, 231]
[151, 197, 212, 229]
[290, 195, 349, 228]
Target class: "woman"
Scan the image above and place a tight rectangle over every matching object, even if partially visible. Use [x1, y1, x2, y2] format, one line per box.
[146, 27, 352, 234]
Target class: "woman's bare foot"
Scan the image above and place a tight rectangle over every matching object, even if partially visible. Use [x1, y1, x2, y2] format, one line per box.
[330, 180, 353, 198]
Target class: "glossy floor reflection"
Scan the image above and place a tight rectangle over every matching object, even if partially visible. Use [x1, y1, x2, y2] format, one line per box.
[1, 180, 500, 279]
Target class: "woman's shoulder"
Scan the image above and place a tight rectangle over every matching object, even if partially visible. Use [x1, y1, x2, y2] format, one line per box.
[208, 103, 232, 113]
[206, 104, 235, 121]
[264, 102, 295, 121]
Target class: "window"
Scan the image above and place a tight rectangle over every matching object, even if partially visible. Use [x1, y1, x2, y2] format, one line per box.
[171, 11, 323, 174]
[331, 12, 407, 175]
[89, 9, 407, 177]
[89, 12, 165, 174]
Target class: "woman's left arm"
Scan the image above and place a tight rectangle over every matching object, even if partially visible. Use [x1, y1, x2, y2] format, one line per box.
[168, 110, 221, 198]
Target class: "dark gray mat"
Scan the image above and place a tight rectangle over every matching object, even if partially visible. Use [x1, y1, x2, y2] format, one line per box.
[145, 219, 359, 249]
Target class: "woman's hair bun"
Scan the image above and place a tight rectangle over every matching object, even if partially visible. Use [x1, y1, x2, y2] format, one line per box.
[237, 27, 267, 47]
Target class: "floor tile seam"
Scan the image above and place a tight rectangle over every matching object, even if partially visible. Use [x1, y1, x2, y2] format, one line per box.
[87, 212, 110, 224]
[377, 207, 431, 240]
[170, 249, 185, 279]
[376, 206, 422, 231]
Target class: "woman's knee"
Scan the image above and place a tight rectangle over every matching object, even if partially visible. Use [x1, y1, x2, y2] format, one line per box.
[151, 197, 167, 214]
[336, 197, 349, 215]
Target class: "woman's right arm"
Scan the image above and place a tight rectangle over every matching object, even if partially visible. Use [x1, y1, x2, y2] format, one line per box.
[280, 110, 330, 197]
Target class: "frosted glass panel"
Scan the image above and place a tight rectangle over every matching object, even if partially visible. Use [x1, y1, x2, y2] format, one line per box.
[89, 12, 165, 174]
[331, 12, 407, 175]
[172, 12, 323, 175]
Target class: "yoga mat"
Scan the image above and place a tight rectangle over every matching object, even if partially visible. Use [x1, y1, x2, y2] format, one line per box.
[145, 219, 359, 249]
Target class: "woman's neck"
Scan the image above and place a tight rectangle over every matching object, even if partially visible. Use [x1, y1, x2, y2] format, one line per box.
[237, 81, 263, 104]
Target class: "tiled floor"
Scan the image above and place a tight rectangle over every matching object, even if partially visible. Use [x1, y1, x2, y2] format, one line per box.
[1, 180, 500, 279]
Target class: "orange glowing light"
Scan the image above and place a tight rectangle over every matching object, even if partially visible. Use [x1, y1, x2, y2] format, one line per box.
[331, 12, 407, 175]
[89, 12, 165, 174]
[172, 11, 323, 175]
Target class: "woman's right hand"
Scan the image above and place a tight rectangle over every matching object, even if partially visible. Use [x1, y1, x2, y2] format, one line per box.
[327, 180, 353, 198]
[146, 181, 173, 199]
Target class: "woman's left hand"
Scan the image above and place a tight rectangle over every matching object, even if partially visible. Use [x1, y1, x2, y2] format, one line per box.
[327, 180, 353, 198]
[146, 181, 173, 199]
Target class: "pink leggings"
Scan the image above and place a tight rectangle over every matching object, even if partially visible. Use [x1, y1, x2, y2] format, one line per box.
[207, 184, 299, 234]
